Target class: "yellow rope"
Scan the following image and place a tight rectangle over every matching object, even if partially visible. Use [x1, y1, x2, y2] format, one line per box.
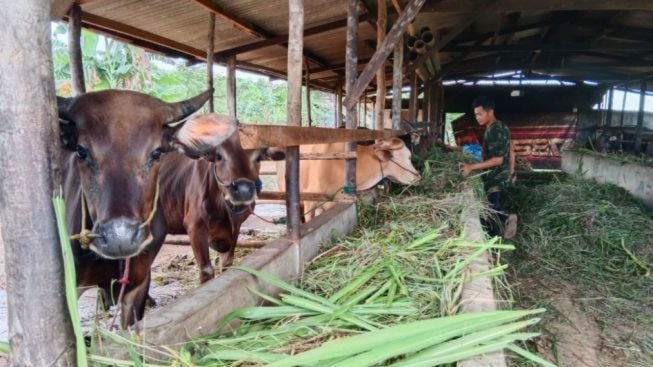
[70, 177, 160, 249]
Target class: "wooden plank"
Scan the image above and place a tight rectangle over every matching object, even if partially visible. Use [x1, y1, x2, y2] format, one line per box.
[344, 0, 426, 109]
[345, 0, 359, 190]
[238, 124, 404, 149]
[259, 191, 354, 202]
[442, 43, 653, 52]
[391, 0, 417, 36]
[68, 3, 85, 95]
[216, 14, 374, 57]
[300, 152, 357, 160]
[51, 0, 73, 19]
[207, 13, 215, 113]
[165, 239, 267, 248]
[375, 0, 387, 130]
[423, 0, 653, 12]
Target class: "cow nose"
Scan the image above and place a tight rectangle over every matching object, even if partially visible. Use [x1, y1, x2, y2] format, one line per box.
[92, 217, 145, 258]
[229, 179, 256, 203]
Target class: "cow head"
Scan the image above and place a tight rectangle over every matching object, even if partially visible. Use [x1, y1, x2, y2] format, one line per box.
[372, 138, 421, 185]
[204, 118, 285, 206]
[58, 90, 236, 259]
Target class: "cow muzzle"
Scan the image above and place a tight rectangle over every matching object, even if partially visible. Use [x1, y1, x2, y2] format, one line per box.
[91, 217, 147, 259]
[226, 178, 257, 205]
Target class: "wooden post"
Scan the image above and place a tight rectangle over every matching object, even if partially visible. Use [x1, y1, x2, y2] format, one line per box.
[207, 13, 216, 112]
[635, 80, 646, 153]
[363, 97, 368, 127]
[374, 0, 387, 130]
[408, 71, 418, 121]
[286, 0, 303, 240]
[605, 86, 613, 127]
[68, 3, 85, 95]
[0, 0, 75, 364]
[429, 80, 438, 140]
[436, 79, 445, 139]
[304, 56, 312, 126]
[336, 77, 343, 127]
[345, 0, 358, 191]
[422, 81, 430, 122]
[227, 55, 237, 119]
[619, 83, 628, 151]
[391, 38, 404, 130]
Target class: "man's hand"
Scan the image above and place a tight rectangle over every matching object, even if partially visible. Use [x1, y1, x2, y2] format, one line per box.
[460, 163, 473, 177]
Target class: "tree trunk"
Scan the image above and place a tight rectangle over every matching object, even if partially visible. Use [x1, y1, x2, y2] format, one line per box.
[0, 0, 76, 365]
[68, 3, 85, 95]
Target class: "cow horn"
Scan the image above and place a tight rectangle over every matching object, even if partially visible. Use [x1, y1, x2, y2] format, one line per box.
[163, 89, 212, 125]
[56, 96, 75, 121]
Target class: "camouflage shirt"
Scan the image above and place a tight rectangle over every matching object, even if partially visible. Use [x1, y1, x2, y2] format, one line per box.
[482, 120, 512, 193]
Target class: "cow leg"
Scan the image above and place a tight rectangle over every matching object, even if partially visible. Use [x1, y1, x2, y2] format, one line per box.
[188, 228, 214, 283]
[120, 230, 164, 327]
[211, 237, 235, 274]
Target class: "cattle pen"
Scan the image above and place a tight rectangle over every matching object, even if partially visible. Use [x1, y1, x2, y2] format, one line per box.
[1, 1, 653, 366]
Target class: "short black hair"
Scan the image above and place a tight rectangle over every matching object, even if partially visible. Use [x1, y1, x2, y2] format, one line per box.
[472, 96, 495, 111]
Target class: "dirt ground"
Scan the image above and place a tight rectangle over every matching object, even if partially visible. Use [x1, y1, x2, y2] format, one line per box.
[509, 277, 652, 367]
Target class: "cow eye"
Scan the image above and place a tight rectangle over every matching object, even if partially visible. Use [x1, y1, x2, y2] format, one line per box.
[215, 153, 223, 162]
[150, 148, 164, 161]
[76, 146, 88, 160]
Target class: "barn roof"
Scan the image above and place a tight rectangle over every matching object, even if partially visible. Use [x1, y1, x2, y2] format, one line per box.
[60, 0, 653, 93]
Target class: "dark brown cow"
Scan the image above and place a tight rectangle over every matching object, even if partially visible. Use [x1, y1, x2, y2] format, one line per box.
[158, 120, 284, 283]
[58, 90, 236, 326]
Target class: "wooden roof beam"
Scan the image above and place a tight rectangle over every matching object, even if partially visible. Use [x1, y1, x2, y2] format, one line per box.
[216, 14, 374, 57]
[422, 0, 653, 12]
[73, 11, 206, 58]
[191, 0, 338, 75]
[192, 0, 273, 39]
[442, 43, 653, 52]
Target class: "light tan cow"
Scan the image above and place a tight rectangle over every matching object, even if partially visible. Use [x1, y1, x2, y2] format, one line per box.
[278, 138, 421, 220]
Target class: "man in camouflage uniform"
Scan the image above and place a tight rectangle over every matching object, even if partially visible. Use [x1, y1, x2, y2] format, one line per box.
[460, 96, 517, 239]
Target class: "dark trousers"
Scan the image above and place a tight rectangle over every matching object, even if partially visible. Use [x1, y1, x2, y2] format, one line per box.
[483, 190, 508, 237]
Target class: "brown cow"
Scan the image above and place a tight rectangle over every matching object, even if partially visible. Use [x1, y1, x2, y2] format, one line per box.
[58, 90, 236, 326]
[158, 121, 285, 283]
[278, 138, 421, 220]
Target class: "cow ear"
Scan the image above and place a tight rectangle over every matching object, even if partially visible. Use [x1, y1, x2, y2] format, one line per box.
[57, 96, 77, 151]
[261, 147, 286, 161]
[166, 114, 236, 158]
[374, 148, 392, 162]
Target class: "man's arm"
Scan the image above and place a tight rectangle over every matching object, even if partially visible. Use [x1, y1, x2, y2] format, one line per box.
[460, 156, 503, 177]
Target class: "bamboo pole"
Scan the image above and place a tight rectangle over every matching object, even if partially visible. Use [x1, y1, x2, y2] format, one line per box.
[392, 38, 404, 130]
[0, 0, 75, 364]
[619, 83, 628, 150]
[374, 0, 387, 130]
[207, 13, 215, 112]
[68, 3, 85, 95]
[345, 0, 359, 191]
[227, 55, 237, 119]
[286, 0, 303, 240]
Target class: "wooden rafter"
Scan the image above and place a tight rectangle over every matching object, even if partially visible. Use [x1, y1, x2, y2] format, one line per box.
[344, 0, 427, 109]
[422, 0, 653, 12]
[191, 0, 337, 72]
[216, 14, 374, 57]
